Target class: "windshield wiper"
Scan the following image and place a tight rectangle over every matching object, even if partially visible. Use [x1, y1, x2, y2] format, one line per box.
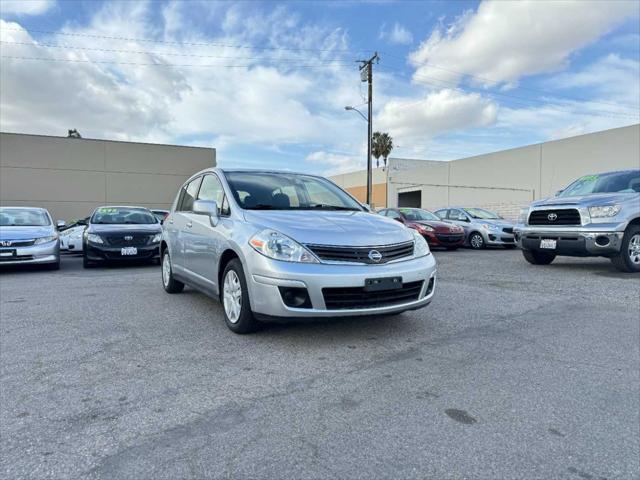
[306, 204, 361, 211]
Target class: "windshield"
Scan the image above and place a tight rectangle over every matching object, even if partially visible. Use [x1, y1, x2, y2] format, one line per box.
[464, 208, 501, 219]
[224, 172, 364, 211]
[0, 208, 51, 226]
[91, 207, 158, 225]
[559, 171, 640, 197]
[399, 208, 439, 221]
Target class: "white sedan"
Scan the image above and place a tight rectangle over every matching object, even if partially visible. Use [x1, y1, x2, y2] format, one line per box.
[60, 225, 85, 252]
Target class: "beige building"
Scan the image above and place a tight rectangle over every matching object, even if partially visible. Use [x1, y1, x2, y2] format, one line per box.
[0, 132, 215, 221]
[331, 124, 640, 220]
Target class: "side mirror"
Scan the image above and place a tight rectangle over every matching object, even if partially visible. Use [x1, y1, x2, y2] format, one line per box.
[56, 220, 66, 229]
[193, 200, 219, 226]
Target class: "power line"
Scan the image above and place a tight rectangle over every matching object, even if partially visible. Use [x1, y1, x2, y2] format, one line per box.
[0, 26, 366, 54]
[0, 55, 353, 68]
[380, 51, 640, 113]
[0, 40, 349, 64]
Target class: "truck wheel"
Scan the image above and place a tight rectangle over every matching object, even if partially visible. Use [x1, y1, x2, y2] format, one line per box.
[522, 249, 556, 265]
[611, 226, 640, 273]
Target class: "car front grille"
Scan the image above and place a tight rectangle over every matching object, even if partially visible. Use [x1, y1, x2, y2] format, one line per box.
[0, 254, 34, 262]
[103, 234, 152, 247]
[528, 209, 581, 226]
[306, 241, 414, 264]
[502, 227, 514, 234]
[322, 280, 424, 310]
[0, 239, 35, 247]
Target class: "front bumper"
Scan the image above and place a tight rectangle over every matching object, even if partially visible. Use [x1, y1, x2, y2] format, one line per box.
[0, 240, 59, 266]
[246, 252, 437, 318]
[423, 231, 465, 247]
[85, 242, 160, 261]
[514, 226, 623, 256]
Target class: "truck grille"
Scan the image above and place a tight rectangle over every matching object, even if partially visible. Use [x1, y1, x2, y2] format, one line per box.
[528, 209, 581, 226]
[104, 234, 152, 247]
[306, 241, 414, 264]
[322, 281, 424, 310]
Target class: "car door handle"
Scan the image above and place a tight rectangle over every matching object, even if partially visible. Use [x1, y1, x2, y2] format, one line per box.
[186, 222, 192, 228]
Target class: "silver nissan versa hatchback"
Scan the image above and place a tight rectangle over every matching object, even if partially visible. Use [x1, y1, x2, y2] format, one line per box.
[161, 169, 437, 333]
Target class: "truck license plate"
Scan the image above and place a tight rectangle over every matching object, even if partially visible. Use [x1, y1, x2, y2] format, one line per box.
[121, 247, 138, 256]
[540, 239, 557, 249]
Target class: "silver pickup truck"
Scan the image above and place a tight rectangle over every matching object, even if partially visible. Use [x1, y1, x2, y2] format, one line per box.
[514, 169, 640, 273]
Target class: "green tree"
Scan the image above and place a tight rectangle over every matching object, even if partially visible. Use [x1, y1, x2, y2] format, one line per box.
[372, 131, 393, 168]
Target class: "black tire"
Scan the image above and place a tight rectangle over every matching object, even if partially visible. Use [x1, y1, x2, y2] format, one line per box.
[468, 232, 485, 249]
[611, 225, 640, 273]
[220, 259, 259, 334]
[161, 250, 184, 293]
[522, 249, 556, 265]
[82, 255, 94, 268]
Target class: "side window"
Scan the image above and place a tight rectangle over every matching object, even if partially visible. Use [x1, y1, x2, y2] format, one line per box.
[449, 209, 467, 221]
[178, 177, 202, 212]
[435, 209, 448, 219]
[378, 209, 388, 216]
[387, 210, 402, 220]
[198, 175, 225, 207]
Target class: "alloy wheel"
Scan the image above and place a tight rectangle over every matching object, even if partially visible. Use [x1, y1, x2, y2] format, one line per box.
[629, 234, 640, 265]
[470, 234, 484, 249]
[223, 270, 242, 323]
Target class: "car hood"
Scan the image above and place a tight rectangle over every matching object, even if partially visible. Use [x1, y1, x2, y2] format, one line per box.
[243, 210, 413, 246]
[412, 220, 463, 232]
[470, 218, 514, 228]
[89, 224, 162, 234]
[532, 192, 638, 207]
[0, 225, 54, 240]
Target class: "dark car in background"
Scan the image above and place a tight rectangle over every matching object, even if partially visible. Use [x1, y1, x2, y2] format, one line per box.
[83, 206, 162, 268]
[152, 209, 170, 224]
[379, 208, 465, 250]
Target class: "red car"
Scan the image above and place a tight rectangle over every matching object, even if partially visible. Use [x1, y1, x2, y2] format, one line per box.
[379, 208, 465, 250]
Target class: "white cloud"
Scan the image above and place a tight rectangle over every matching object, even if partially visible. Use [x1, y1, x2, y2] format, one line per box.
[409, 0, 638, 87]
[377, 89, 498, 141]
[379, 22, 413, 45]
[0, 0, 54, 15]
[306, 151, 365, 176]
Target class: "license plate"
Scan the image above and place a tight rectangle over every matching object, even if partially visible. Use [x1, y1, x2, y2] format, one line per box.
[540, 239, 557, 249]
[364, 276, 402, 292]
[121, 247, 138, 256]
[0, 251, 14, 257]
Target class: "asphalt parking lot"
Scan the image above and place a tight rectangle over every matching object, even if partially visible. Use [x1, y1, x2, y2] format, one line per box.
[1, 250, 639, 480]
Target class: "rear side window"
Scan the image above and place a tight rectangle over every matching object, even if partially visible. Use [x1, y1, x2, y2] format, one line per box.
[178, 177, 202, 212]
[435, 210, 448, 219]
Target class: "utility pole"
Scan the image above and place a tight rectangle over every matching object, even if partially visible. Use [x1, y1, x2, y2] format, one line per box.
[359, 52, 378, 207]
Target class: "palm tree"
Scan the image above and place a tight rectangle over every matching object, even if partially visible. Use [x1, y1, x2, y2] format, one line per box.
[372, 131, 393, 168]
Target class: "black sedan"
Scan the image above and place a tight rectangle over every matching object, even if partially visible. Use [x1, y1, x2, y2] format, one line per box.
[83, 206, 162, 268]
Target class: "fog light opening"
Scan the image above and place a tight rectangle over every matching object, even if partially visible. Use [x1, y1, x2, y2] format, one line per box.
[278, 287, 312, 309]
[595, 235, 610, 247]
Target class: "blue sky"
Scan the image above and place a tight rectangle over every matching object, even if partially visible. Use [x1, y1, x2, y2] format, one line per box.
[1, 0, 638, 175]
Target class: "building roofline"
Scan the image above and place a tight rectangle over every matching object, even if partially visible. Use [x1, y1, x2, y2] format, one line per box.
[0, 131, 215, 151]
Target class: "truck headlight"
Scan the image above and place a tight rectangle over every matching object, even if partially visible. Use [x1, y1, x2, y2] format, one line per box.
[518, 208, 529, 224]
[412, 229, 430, 258]
[249, 229, 319, 263]
[34, 235, 58, 245]
[589, 205, 621, 218]
[86, 233, 104, 244]
[151, 233, 162, 243]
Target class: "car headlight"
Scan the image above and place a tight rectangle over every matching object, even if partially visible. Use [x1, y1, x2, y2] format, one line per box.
[151, 233, 162, 243]
[86, 233, 104, 244]
[481, 223, 499, 231]
[589, 205, 621, 218]
[416, 224, 434, 232]
[249, 229, 319, 263]
[34, 235, 58, 245]
[518, 208, 529, 224]
[412, 229, 430, 258]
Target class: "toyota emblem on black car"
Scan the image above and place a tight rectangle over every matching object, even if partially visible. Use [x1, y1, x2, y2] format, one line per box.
[368, 250, 383, 262]
[547, 213, 558, 221]
[124, 235, 133, 241]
